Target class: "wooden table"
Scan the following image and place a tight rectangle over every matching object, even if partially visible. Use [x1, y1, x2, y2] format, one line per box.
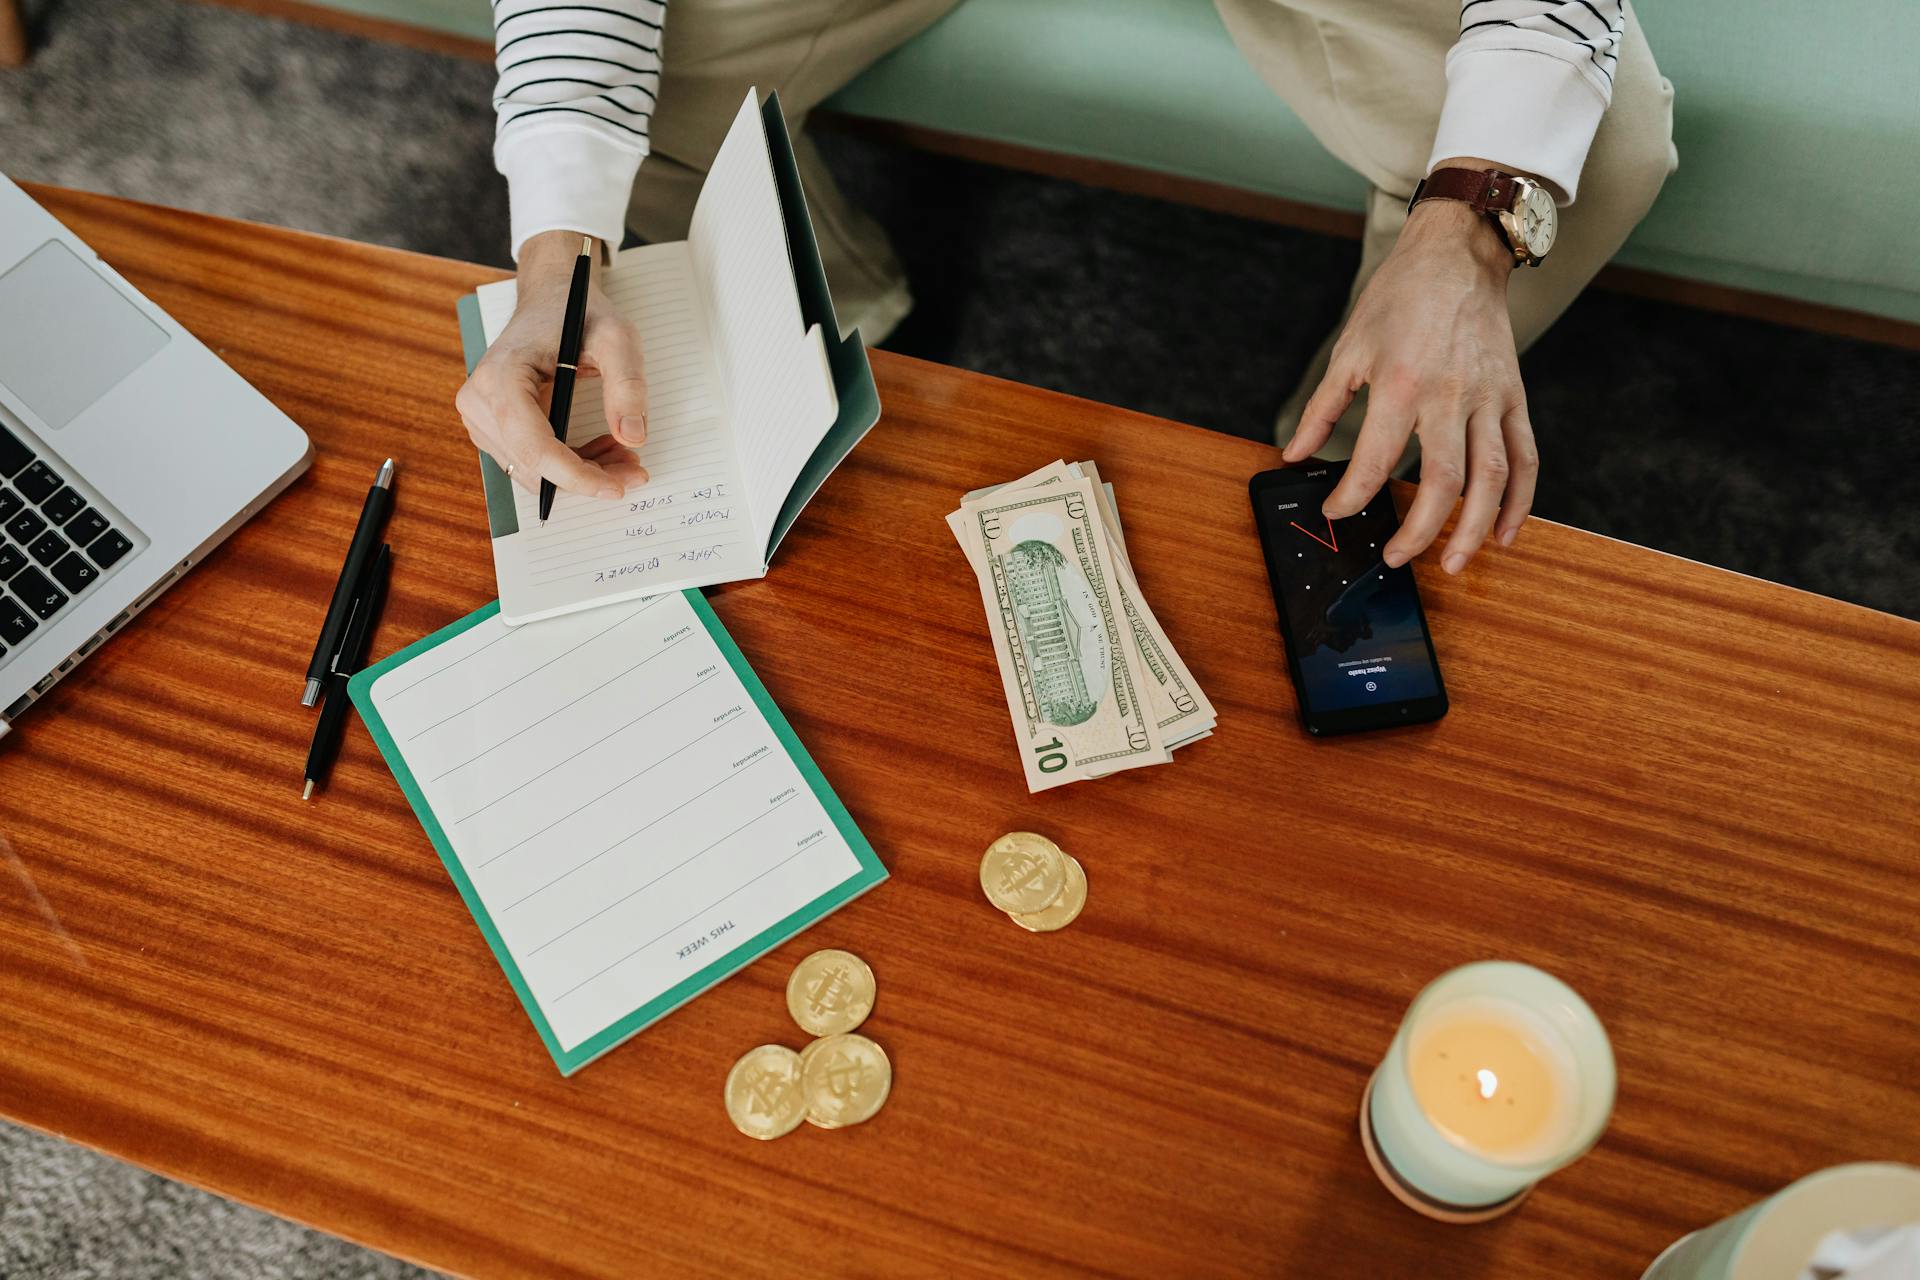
[0, 0, 25, 68]
[2, 186, 1917, 1279]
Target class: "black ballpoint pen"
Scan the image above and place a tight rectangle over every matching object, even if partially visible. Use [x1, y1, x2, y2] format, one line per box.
[303, 458, 395, 705]
[304, 543, 390, 800]
[538, 235, 594, 526]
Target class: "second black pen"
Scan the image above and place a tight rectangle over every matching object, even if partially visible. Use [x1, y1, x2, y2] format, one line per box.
[303, 543, 391, 800]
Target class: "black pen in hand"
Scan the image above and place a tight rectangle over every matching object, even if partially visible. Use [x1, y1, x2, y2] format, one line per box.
[303, 543, 390, 800]
[538, 235, 595, 525]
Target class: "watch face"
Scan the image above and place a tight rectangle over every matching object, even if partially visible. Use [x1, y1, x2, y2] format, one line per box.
[1520, 185, 1557, 257]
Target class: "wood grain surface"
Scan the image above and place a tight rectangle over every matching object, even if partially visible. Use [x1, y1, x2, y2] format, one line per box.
[0, 0, 28, 67]
[2, 185, 1917, 1279]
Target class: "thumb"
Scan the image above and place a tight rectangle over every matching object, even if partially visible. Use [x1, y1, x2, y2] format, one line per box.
[586, 315, 649, 447]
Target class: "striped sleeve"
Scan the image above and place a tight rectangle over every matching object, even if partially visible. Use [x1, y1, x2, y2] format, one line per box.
[1427, 0, 1626, 204]
[491, 0, 666, 260]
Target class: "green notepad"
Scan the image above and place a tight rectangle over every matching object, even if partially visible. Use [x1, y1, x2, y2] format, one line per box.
[348, 590, 886, 1075]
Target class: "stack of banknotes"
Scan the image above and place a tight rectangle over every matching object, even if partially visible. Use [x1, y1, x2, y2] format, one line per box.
[946, 460, 1215, 792]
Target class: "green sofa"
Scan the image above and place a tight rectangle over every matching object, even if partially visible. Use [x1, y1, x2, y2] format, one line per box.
[304, 0, 1920, 326]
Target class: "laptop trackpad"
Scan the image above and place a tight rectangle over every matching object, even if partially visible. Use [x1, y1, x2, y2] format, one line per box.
[0, 240, 169, 430]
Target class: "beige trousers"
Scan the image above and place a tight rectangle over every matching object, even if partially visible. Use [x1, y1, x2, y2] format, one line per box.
[625, 0, 963, 343]
[630, 0, 1677, 449]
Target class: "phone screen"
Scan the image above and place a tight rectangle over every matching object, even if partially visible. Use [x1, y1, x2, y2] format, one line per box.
[1250, 464, 1446, 734]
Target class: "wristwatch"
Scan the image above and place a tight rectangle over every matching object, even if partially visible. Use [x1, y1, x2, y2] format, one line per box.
[1408, 167, 1558, 267]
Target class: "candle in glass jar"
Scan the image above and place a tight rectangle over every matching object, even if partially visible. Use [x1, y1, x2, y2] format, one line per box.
[1362, 962, 1614, 1223]
[1407, 995, 1579, 1161]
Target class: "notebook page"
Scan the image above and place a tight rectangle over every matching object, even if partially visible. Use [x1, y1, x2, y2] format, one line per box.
[476, 242, 766, 623]
[365, 593, 869, 1055]
[688, 92, 838, 560]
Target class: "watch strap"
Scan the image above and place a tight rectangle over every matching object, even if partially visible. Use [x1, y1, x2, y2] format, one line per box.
[1408, 167, 1520, 216]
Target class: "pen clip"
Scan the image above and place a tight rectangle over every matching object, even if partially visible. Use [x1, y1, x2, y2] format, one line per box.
[328, 594, 362, 678]
[329, 544, 391, 677]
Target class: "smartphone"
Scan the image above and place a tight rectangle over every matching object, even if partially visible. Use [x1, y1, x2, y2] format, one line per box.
[1249, 463, 1448, 735]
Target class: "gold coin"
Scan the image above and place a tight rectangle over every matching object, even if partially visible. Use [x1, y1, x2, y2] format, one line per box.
[798, 1036, 829, 1082]
[724, 1044, 808, 1141]
[786, 948, 876, 1037]
[800, 1039, 836, 1129]
[801, 1032, 892, 1130]
[980, 832, 1067, 914]
[1007, 853, 1087, 932]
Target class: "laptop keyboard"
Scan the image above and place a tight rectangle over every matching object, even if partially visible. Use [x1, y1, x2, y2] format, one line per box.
[0, 422, 134, 665]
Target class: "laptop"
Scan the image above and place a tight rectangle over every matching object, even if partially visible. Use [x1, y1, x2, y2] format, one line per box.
[0, 176, 311, 737]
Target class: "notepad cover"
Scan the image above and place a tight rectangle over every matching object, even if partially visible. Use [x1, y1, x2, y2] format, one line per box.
[347, 590, 887, 1075]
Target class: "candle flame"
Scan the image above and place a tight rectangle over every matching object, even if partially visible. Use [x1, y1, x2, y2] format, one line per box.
[1476, 1068, 1498, 1099]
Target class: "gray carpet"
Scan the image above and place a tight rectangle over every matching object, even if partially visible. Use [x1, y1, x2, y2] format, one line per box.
[0, 1123, 437, 1279]
[1, 1, 1916, 1277]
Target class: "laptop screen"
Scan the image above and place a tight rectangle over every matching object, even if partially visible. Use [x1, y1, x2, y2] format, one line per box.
[0, 240, 168, 430]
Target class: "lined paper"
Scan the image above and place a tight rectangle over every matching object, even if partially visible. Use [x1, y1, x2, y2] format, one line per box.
[477, 243, 765, 621]
[474, 91, 839, 625]
[365, 592, 868, 1053]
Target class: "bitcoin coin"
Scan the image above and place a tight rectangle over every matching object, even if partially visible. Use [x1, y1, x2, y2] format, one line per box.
[798, 1035, 828, 1082]
[786, 948, 876, 1036]
[724, 1044, 808, 1141]
[980, 832, 1067, 914]
[801, 1032, 892, 1130]
[1007, 853, 1087, 932]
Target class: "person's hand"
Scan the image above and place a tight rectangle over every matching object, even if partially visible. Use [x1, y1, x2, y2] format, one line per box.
[1283, 191, 1539, 575]
[455, 230, 650, 500]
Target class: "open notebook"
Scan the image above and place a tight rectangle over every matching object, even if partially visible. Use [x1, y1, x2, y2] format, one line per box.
[348, 590, 887, 1074]
[459, 89, 882, 626]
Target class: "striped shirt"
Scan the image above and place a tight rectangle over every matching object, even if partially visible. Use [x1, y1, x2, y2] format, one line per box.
[491, 0, 1626, 258]
[491, 0, 664, 259]
[1432, 0, 1628, 201]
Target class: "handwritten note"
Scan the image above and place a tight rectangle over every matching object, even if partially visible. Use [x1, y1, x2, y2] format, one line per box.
[473, 94, 839, 626]
[476, 243, 768, 619]
[362, 592, 880, 1060]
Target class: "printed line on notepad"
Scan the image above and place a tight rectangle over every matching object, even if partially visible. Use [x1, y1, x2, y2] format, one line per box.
[471, 678, 739, 866]
[552, 836, 811, 1001]
[404, 607, 646, 742]
[527, 493, 737, 556]
[636, 364, 710, 391]
[505, 749, 773, 913]
[638, 336, 701, 360]
[427, 628, 695, 784]
[528, 504, 736, 558]
[549, 479, 741, 537]
[523, 447, 729, 529]
[521, 468, 735, 540]
[522, 450, 729, 537]
[454, 693, 746, 826]
[378, 626, 514, 702]
[531, 528, 750, 582]
[527, 483, 730, 541]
